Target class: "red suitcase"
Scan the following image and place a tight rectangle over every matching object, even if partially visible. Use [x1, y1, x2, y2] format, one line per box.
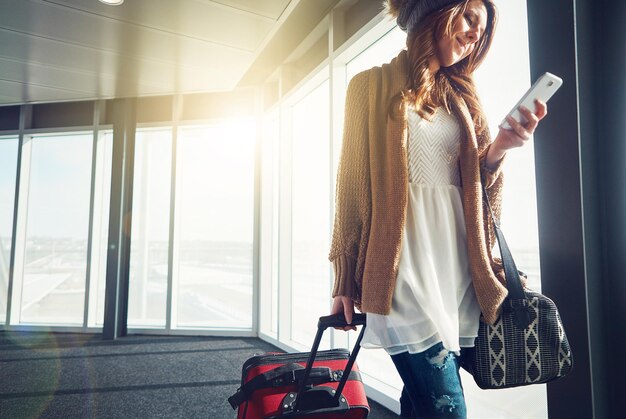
[228, 314, 369, 418]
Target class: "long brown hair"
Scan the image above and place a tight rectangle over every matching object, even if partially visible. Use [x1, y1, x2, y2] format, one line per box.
[391, 0, 497, 133]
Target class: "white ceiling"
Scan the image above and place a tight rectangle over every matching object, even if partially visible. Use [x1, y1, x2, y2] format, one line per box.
[0, 0, 297, 105]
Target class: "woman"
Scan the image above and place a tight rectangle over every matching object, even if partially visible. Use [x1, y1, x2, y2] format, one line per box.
[328, 0, 547, 417]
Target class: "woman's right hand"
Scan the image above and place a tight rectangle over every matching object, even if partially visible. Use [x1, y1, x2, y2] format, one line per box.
[331, 296, 357, 331]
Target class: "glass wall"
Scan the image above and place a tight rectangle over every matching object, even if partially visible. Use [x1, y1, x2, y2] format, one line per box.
[1, 128, 113, 328]
[0, 136, 19, 323]
[15, 133, 93, 325]
[173, 120, 255, 330]
[345, 28, 406, 80]
[0, 118, 257, 331]
[289, 79, 332, 348]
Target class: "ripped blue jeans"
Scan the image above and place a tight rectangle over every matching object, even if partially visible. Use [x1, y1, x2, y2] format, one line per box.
[391, 342, 468, 419]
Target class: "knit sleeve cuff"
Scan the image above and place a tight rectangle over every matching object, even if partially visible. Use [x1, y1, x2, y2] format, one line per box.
[479, 144, 506, 188]
[331, 254, 356, 298]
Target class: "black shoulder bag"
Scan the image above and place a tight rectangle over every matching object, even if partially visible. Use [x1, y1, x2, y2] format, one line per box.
[468, 183, 574, 389]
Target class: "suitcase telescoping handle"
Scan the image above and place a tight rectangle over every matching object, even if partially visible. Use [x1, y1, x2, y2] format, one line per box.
[293, 313, 367, 413]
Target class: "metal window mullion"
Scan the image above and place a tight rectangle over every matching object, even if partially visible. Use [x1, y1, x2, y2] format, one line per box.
[252, 88, 264, 336]
[271, 114, 281, 337]
[165, 96, 181, 333]
[82, 101, 101, 330]
[87, 123, 110, 328]
[5, 106, 29, 327]
[256, 111, 268, 335]
[103, 99, 136, 339]
[11, 139, 32, 326]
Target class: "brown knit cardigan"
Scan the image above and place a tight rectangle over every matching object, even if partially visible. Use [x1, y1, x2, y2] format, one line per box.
[328, 50, 512, 326]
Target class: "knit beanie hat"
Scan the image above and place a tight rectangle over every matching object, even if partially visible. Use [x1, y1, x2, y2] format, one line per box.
[390, 0, 466, 33]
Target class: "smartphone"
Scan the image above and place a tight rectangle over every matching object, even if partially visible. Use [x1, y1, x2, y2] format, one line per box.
[500, 72, 563, 130]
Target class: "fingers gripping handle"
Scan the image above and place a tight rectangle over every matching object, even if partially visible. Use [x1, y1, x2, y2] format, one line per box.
[294, 314, 367, 412]
[318, 313, 366, 330]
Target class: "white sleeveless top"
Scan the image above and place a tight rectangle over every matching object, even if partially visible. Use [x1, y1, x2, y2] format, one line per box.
[360, 106, 481, 355]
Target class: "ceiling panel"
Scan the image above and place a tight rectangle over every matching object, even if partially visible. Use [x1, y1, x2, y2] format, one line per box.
[0, 1, 255, 68]
[0, 58, 101, 95]
[40, 0, 277, 52]
[0, 27, 242, 95]
[0, 0, 295, 105]
[0, 28, 195, 83]
[210, 0, 292, 19]
[0, 0, 339, 106]
[0, 56, 165, 100]
[0, 79, 89, 104]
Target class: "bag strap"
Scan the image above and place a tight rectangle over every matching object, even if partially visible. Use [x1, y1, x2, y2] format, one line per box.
[228, 363, 301, 409]
[227, 363, 361, 409]
[482, 182, 532, 328]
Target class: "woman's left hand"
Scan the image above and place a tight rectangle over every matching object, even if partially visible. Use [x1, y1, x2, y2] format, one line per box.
[499, 99, 547, 147]
[485, 100, 547, 168]
[497, 99, 548, 146]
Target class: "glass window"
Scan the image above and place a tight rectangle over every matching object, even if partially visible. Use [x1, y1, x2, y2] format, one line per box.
[290, 79, 331, 348]
[174, 119, 255, 329]
[128, 129, 172, 328]
[87, 130, 113, 327]
[17, 133, 93, 325]
[346, 26, 406, 81]
[0, 137, 19, 324]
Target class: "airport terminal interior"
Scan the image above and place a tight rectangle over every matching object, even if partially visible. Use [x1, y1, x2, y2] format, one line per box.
[0, 0, 623, 418]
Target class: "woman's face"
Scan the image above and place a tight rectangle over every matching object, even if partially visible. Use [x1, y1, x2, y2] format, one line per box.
[434, 0, 488, 68]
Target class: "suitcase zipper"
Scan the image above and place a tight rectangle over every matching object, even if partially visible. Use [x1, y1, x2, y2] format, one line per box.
[241, 349, 350, 382]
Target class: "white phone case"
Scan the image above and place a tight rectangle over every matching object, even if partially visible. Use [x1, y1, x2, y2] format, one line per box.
[500, 72, 563, 130]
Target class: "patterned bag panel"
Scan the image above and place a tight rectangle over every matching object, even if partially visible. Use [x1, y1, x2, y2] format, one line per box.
[470, 290, 573, 389]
